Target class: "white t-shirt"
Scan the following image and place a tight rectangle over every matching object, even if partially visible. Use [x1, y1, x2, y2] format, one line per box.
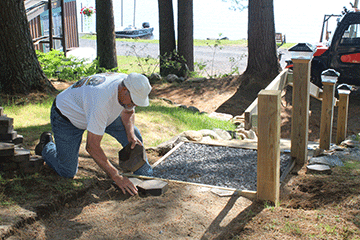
[56, 73, 128, 136]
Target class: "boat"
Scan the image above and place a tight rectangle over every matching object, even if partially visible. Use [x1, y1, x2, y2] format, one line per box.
[115, 22, 154, 38]
[115, 0, 154, 38]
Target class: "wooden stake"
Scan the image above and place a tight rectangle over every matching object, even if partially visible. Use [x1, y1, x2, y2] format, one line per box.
[319, 81, 336, 150]
[336, 90, 350, 145]
[257, 90, 281, 204]
[290, 59, 311, 172]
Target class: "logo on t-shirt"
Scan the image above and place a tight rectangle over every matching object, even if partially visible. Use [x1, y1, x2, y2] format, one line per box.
[71, 75, 106, 89]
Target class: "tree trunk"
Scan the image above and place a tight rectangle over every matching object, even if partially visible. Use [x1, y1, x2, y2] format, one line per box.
[0, 0, 55, 95]
[178, 0, 194, 73]
[216, 0, 280, 116]
[244, 0, 280, 88]
[158, 0, 176, 76]
[96, 0, 118, 69]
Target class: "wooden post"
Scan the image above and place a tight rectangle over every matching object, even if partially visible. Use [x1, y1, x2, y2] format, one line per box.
[336, 89, 351, 144]
[319, 81, 336, 150]
[290, 59, 311, 172]
[257, 90, 281, 204]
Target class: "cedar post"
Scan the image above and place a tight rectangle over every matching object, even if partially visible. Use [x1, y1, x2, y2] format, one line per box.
[257, 90, 281, 204]
[290, 59, 311, 172]
[319, 80, 336, 150]
[336, 89, 351, 144]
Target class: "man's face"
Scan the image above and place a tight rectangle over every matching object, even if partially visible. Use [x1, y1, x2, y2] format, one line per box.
[119, 88, 136, 111]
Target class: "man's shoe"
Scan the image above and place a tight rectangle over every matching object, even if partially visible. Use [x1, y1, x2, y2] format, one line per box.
[35, 132, 53, 156]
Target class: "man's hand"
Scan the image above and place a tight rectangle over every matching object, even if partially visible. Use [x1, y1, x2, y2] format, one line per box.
[86, 131, 138, 196]
[113, 174, 138, 195]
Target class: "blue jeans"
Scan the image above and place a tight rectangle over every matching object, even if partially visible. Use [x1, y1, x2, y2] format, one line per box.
[42, 103, 153, 178]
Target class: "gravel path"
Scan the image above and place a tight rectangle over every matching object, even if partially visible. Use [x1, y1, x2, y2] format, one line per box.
[153, 142, 291, 191]
[79, 39, 290, 75]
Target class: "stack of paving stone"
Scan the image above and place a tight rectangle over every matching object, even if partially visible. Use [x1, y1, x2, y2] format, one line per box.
[0, 107, 44, 174]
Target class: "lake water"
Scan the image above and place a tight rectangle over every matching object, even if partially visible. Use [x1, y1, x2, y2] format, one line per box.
[77, 0, 353, 44]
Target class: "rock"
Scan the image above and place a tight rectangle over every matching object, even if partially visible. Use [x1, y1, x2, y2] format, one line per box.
[313, 148, 325, 157]
[306, 164, 332, 174]
[309, 155, 344, 167]
[208, 112, 233, 121]
[187, 106, 200, 113]
[247, 130, 257, 140]
[149, 73, 162, 84]
[181, 130, 203, 142]
[237, 133, 247, 140]
[232, 115, 245, 125]
[198, 129, 222, 140]
[165, 74, 179, 83]
[213, 128, 232, 140]
[179, 105, 188, 110]
[341, 139, 360, 148]
[148, 135, 183, 155]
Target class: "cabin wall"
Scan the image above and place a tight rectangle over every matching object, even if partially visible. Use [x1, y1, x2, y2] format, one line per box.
[28, 0, 79, 52]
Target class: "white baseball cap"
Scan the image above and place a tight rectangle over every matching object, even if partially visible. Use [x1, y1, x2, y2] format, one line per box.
[123, 73, 152, 107]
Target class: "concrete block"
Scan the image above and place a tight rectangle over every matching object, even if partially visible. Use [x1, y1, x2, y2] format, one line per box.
[12, 134, 24, 145]
[0, 131, 17, 141]
[137, 179, 169, 196]
[0, 124, 13, 134]
[0, 142, 15, 157]
[18, 156, 44, 174]
[0, 155, 14, 164]
[0, 116, 13, 133]
[118, 144, 146, 172]
[14, 147, 30, 163]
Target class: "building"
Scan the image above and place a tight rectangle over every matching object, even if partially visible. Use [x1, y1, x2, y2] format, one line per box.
[25, 0, 79, 53]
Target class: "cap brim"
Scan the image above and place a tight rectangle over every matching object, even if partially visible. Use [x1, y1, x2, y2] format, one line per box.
[131, 94, 149, 107]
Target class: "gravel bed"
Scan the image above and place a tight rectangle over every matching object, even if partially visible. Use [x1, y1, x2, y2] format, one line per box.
[153, 142, 291, 191]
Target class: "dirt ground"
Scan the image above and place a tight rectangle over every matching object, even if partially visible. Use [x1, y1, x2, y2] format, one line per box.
[4, 76, 360, 239]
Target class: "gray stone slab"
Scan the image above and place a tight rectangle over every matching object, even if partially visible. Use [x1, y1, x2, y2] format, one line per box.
[309, 155, 344, 167]
[137, 179, 169, 196]
[210, 188, 236, 197]
[306, 164, 332, 174]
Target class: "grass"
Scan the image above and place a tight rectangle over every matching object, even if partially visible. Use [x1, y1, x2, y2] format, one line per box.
[116, 55, 159, 75]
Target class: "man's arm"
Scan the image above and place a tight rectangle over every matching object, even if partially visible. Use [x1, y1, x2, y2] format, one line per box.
[121, 108, 142, 149]
[86, 131, 138, 195]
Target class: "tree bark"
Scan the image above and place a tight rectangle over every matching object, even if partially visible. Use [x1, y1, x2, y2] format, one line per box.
[216, 0, 280, 116]
[0, 0, 55, 95]
[96, 0, 118, 69]
[178, 0, 194, 72]
[244, 0, 280, 88]
[158, 0, 176, 76]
